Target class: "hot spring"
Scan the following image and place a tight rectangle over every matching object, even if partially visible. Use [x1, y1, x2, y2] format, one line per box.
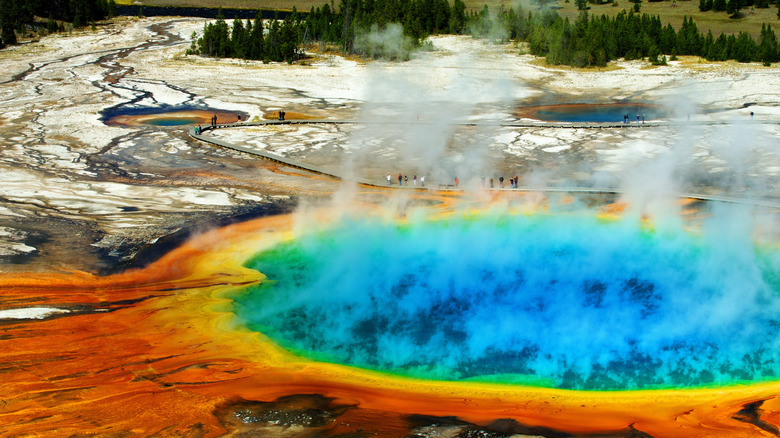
[233, 207, 780, 391]
[102, 106, 243, 127]
[518, 103, 670, 123]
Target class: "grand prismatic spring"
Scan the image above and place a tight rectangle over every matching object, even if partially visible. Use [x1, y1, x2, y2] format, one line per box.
[1, 15, 780, 438]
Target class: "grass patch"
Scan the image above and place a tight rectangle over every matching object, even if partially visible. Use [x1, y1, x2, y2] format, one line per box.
[520, 0, 777, 39]
[529, 56, 624, 71]
[119, 0, 780, 40]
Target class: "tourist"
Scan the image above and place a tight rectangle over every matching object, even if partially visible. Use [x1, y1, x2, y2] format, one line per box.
[387, 174, 391, 185]
[642, 114, 645, 124]
[413, 175, 417, 186]
[751, 111, 754, 120]
[636, 114, 640, 123]
[489, 178, 494, 188]
[514, 176, 519, 189]
[398, 173, 402, 185]
[454, 177, 459, 187]
[404, 175, 408, 185]
[499, 176, 504, 187]
[421, 175, 425, 187]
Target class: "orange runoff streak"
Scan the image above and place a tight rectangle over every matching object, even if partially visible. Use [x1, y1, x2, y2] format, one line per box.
[1, 207, 779, 436]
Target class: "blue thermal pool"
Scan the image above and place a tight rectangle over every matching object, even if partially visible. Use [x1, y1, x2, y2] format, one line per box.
[144, 117, 201, 126]
[102, 106, 242, 126]
[233, 211, 780, 390]
[518, 103, 670, 123]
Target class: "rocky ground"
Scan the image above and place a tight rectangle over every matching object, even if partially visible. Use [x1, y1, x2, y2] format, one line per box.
[0, 16, 778, 273]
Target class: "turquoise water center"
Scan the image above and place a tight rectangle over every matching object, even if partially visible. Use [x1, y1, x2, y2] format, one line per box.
[145, 117, 200, 126]
[233, 209, 780, 390]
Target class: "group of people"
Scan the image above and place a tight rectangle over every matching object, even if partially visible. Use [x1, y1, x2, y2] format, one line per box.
[385, 174, 524, 189]
[483, 176, 521, 189]
[388, 173, 425, 187]
[623, 114, 645, 124]
[278, 110, 286, 121]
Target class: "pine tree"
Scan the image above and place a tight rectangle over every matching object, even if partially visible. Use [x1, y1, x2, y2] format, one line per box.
[249, 14, 264, 60]
[231, 17, 246, 59]
[0, 0, 18, 45]
[759, 23, 779, 64]
[726, 0, 742, 14]
[450, 0, 466, 33]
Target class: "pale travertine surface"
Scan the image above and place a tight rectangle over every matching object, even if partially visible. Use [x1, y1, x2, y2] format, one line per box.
[0, 16, 777, 272]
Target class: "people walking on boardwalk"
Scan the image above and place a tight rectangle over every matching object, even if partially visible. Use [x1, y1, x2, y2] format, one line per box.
[499, 176, 504, 187]
[413, 175, 417, 186]
[387, 174, 392, 185]
[398, 173, 402, 185]
[489, 178, 494, 188]
[421, 175, 425, 187]
[515, 176, 519, 189]
[454, 177, 459, 187]
[404, 175, 408, 185]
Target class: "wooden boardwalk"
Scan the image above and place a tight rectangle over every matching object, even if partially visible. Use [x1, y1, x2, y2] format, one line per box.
[188, 119, 780, 208]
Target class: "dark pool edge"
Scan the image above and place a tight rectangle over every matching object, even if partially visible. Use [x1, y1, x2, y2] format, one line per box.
[99, 198, 298, 276]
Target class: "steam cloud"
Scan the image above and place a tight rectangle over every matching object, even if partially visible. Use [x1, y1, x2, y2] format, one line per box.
[236, 208, 780, 390]
[236, 39, 780, 391]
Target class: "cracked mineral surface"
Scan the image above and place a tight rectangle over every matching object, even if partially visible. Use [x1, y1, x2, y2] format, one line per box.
[1, 16, 778, 273]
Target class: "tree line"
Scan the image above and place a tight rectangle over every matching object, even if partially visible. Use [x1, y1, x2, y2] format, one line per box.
[190, 0, 779, 67]
[2, 0, 779, 68]
[698, 0, 775, 16]
[504, 8, 780, 67]
[190, 9, 303, 62]
[190, 0, 468, 61]
[1, 0, 117, 47]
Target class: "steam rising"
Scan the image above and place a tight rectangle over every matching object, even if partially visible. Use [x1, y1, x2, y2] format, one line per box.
[354, 23, 416, 61]
[234, 38, 780, 391]
[236, 208, 780, 390]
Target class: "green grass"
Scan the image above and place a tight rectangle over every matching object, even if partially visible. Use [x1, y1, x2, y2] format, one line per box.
[547, 0, 778, 39]
[118, 0, 778, 38]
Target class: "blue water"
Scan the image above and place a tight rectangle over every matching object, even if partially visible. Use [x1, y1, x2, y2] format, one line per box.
[234, 210, 780, 390]
[146, 118, 197, 126]
[530, 104, 669, 123]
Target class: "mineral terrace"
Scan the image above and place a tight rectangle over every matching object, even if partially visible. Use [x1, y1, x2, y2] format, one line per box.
[0, 16, 778, 273]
